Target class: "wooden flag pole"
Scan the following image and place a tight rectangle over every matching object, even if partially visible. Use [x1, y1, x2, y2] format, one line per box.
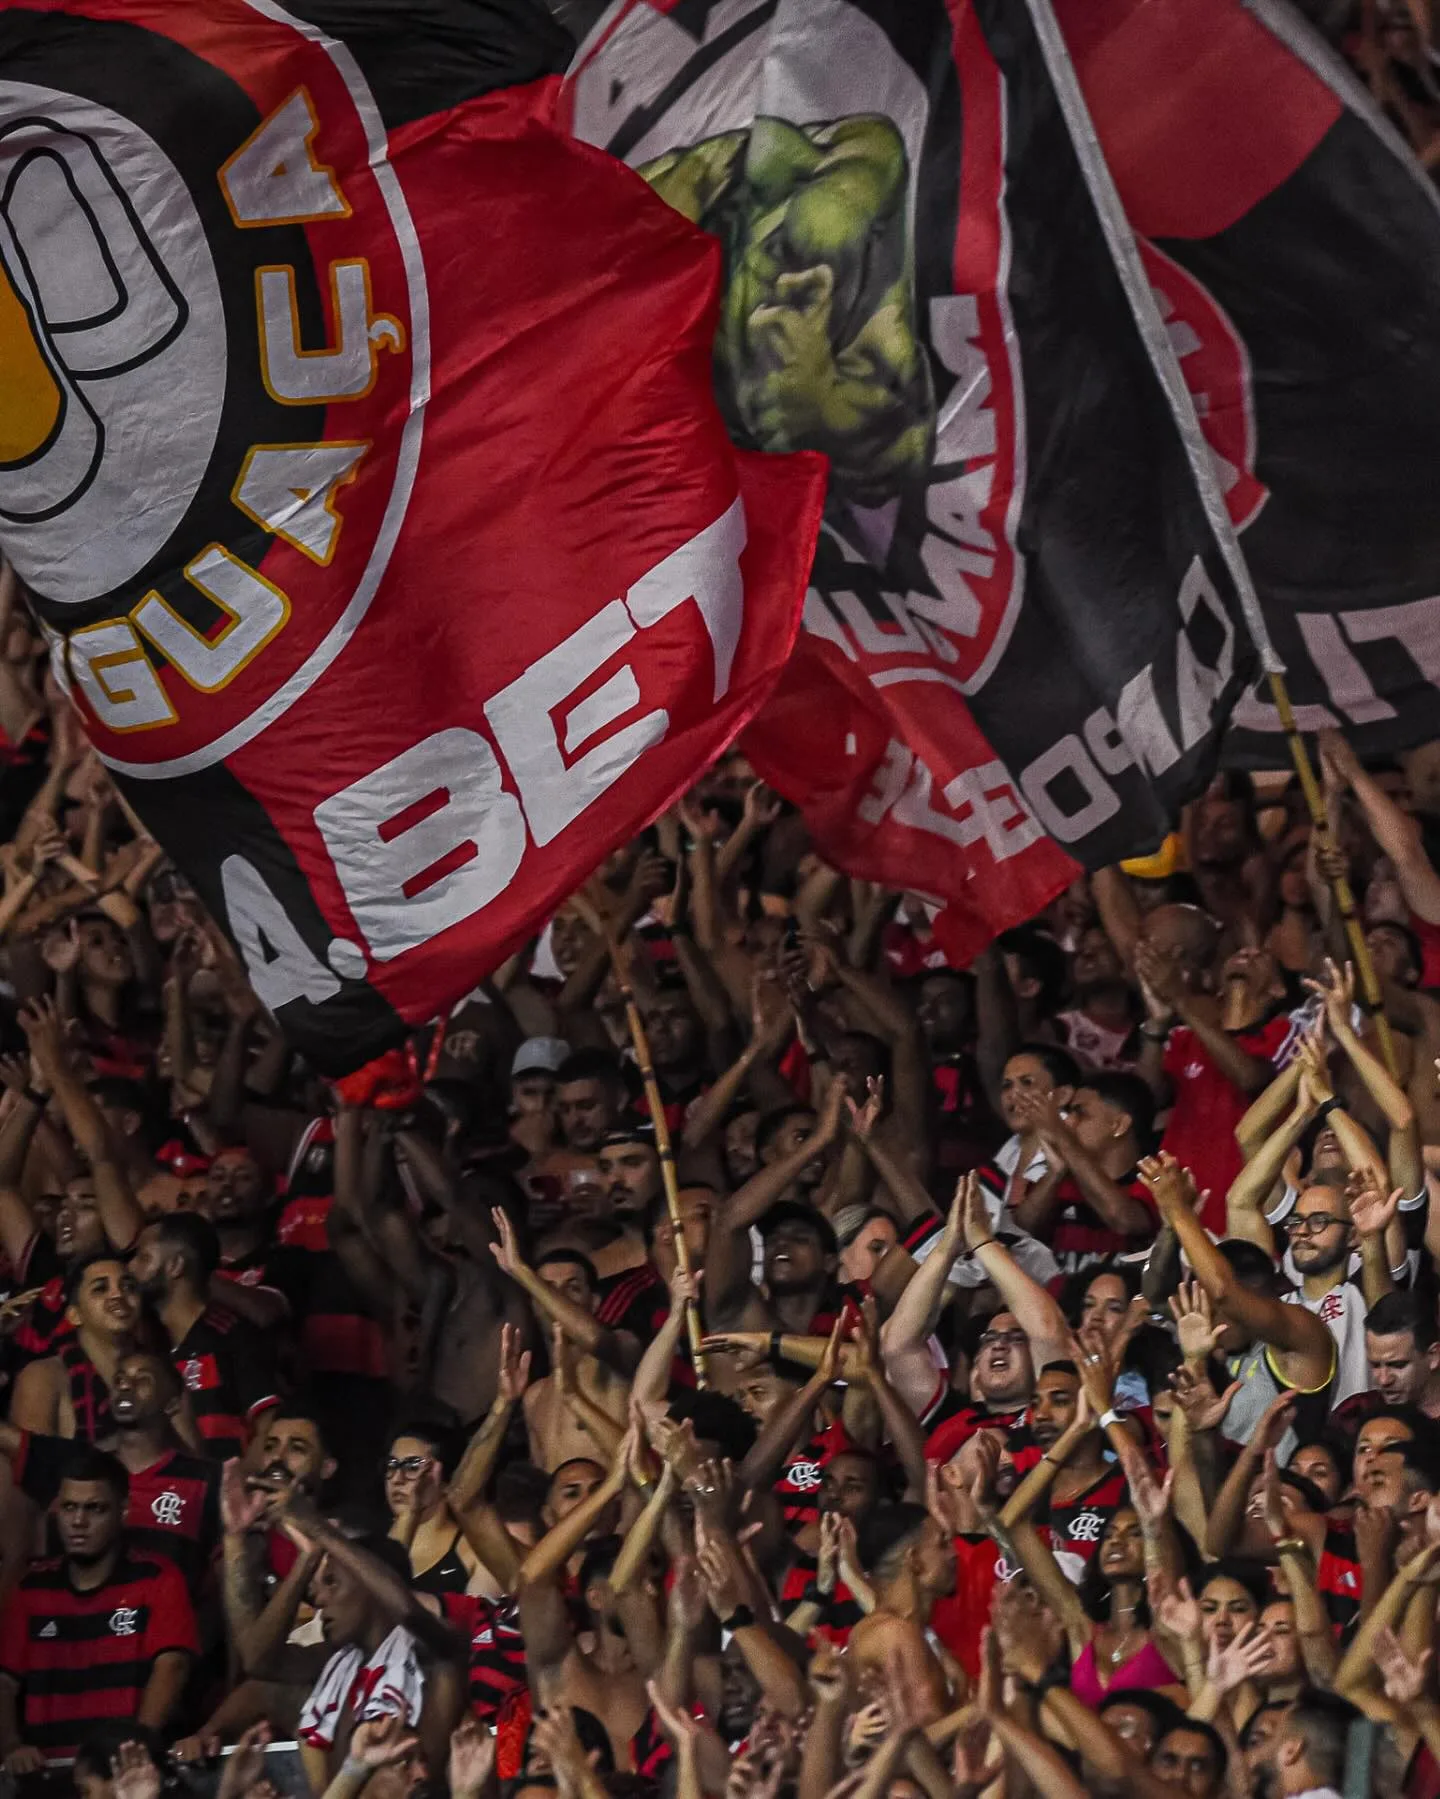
[1021, 0, 1400, 1076]
[1265, 670, 1399, 1078]
[607, 936, 708, 1388]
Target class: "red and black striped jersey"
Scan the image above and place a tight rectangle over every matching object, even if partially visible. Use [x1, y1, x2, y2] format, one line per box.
[11, 1274, 71, 1367]
[172, 1305, 281, 1461]
[775, 1418, 855, 1528]
[0, 1552, 198, 1759]
[58, 1342, 111, 1444]
[1045, 1172, 1157, 1275]
[274, 1194, 390, 1380]
[441, 1591, 527, 1724]
[12, 1435, 221, 1598]
[595, 1263, 693, 1388]
[1317, 1516, 1363, 1636]
[1043, 1464, 1130, 1574]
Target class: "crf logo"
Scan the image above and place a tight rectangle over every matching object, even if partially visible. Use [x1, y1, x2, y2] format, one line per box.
[181, 1357, 204, 1391]
[1068, 1512, 1105, 1544]
[786, 1460, 823, 1493]
[151, 1490, 184, 1528]
[108, 1606, 139, 1636]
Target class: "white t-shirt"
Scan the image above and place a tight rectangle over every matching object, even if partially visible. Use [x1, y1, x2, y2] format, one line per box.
[1285, 1280, 1369, 1405]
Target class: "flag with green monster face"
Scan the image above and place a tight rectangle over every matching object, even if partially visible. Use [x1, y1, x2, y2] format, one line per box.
[568, 0, 1260, 958]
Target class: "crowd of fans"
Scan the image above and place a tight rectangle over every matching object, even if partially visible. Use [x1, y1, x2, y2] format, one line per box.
[6, 545, 1440, 1799]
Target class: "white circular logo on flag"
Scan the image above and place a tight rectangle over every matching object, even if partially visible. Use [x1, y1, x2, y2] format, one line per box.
[0, 2, 426, 779]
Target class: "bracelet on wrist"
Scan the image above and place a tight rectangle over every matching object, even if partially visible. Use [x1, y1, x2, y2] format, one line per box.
[968, 1237, 997, 1257]
[721, 1603, 757, 1631]
[1272, 1536, 1309, 1556]
[1098, 1407, 1122, 1431]
[19, 1087, 46, 1109]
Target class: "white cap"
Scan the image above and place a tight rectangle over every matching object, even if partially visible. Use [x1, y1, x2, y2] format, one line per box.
[511, 1036, 570, 1078]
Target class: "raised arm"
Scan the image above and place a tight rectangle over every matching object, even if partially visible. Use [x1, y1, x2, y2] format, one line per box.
[736, 1320, 844, 1494]
[703, 1079, 846, 1324]
[1141, 1154, 1334, 1390]
[449, 1324, 530, 1515]
[630, 1266, 698, 1412]
[1204, 1392, 1296, 1560]
[1320, 731, 1440, 923]
[849, 1302, 926, 1499]
[1227, 1033, 1326, 1247]
[1143, 945, 1274, 1098]
[999, 1390, 1094, 1530]
[1316, 958, 1425, 1205]
[516, 1430, 631, 1589]
[20, 997, 142, 1251]
[1348, 1168, 1403, 1310]
[852, 1088, 944, 1227]
[1000, 1521, 1089, 1659]
[879, 1180, 964, 1392]
[959, 1172, 1068, 1368]
[1334, 1541, 1440, 1701]
[680, 981, 792, 1153]
[1258, 1451, 1339, 1689]
[487, 1206, 630, 1373]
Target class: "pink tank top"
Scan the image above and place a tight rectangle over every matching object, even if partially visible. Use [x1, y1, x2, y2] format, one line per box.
[1070, 1635, 1178, 1709]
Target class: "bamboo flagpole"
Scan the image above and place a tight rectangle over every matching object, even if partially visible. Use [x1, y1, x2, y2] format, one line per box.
[1024, 0, 1401, 1078]
[599, 924, 708, 1388]
[1266, 672, 1399, 1075]
[616, 976, 709, 1388]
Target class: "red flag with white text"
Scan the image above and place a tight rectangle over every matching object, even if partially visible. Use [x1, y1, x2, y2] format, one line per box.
[0, 0, 824, 1068]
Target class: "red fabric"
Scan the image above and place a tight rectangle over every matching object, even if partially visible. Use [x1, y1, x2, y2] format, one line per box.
[1160, 1011, 1294, 1232]
[1412, 914, 1440, 990]
[930, 1536, 1003, 1683]
[1051, 0, 1341, 240]
[1407, 1742, 1440, 1799]
[38, 3, 823, 1075]
[746, 635, 1078, 972]
[331, 1048, 424, 1110]
[924, 1401, 1024, 1465]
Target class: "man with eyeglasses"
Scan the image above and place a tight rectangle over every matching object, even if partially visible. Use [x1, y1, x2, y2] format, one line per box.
[1281, 1172, 1392, 1405]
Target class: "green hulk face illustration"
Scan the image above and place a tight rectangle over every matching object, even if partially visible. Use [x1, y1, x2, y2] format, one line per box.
[641, 113, 934, 507]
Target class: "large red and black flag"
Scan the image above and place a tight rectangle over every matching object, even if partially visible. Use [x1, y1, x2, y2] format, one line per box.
[0, 0, 825, 1068]
[567, 0, 1268, 959]
[570, 0, 1440, 961]
[1054, 0, 1440, 762]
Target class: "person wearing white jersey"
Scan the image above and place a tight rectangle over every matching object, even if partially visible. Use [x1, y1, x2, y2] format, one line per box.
[1282, 1169, 1405, 1407]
